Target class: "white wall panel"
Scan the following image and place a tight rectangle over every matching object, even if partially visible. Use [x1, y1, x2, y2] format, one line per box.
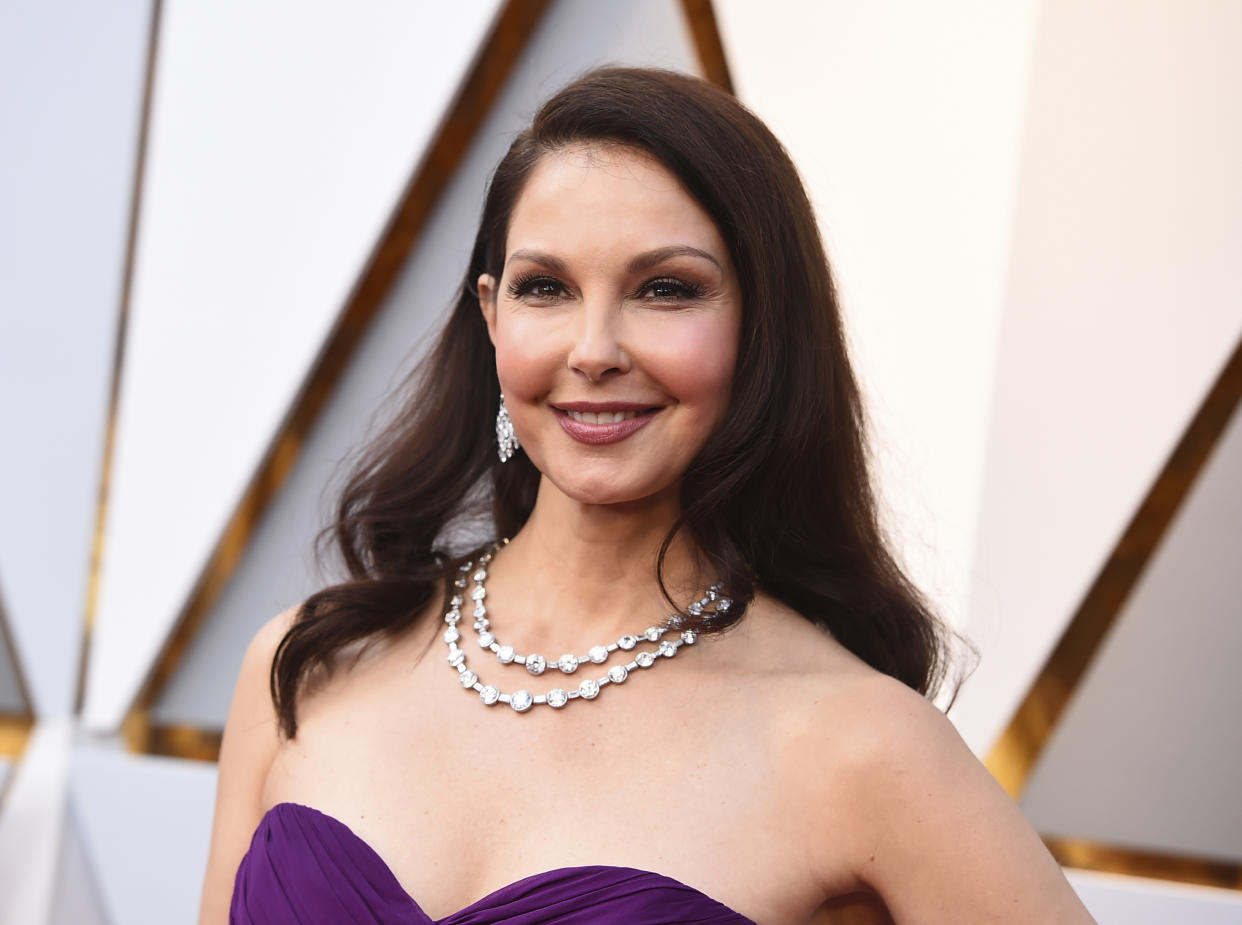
[0, 718, 74, 925]
[1067, 869, 1242, 925]
[154, 0, 701, 729]
[0, 0, 152, 719]
[69, 743, 216, 925]
[954, 0, 1242, 752]
[712, 0, 1039, 649]
[83, 0, 505, 732]
[50, 797, 109, 925]
[716, 0, 1242, 764]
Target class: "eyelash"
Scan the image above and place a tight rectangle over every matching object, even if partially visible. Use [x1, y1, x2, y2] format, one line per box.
[505, 273, 706, 303]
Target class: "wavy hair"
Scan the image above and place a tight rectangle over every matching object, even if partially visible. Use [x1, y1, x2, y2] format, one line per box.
[271, 67, 958, 739]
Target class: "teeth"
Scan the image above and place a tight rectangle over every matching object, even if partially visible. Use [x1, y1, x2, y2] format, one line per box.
[567, 409, 644, 424]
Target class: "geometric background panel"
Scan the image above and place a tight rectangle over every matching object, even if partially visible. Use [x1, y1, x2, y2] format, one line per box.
[0, 718, 73, 925]
[66, 744, 216, 925]
[1067, 870, 1242, 925]
[717, 0, 1242, 765]
[0, 0, 153, 720]
[0, 590, 27, 714]
[1020, 400, 1242, 862]
[152, 0, 704, 731]
[82, 0, 505, 732]
[50, 795, 109, 925]
[953, 0, 1242, 753]
[713, 0, 1042, 651]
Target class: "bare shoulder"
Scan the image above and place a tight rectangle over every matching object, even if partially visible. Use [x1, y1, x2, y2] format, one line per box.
[736, 594, 967, 782]
[197, 604, 302, 925]
[759, 632, 1094, 923]
[226, 604, 302, 746]
[814, 668, 961, 771]
[220, 603, 301, 768]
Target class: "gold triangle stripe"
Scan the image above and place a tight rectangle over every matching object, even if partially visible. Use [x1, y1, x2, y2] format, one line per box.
[680, 0, 735, 93]
[73, 0, 165, 723]
[108, 0, 552, 751]
[1046, 836, 1242, 891]
[986, 333, 1242, 798]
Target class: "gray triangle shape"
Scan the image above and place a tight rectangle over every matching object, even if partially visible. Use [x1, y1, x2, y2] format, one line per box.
[0, 582, 29, 715]
[51, 792, 112, 925]
[1021, 401, 1242, 863]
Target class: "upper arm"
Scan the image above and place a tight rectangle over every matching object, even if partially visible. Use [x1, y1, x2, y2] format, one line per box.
[197, 605, 300, 925]
[829, 678, 1095, 924]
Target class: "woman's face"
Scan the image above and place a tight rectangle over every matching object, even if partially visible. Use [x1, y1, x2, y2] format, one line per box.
[479, 143, 741, 508]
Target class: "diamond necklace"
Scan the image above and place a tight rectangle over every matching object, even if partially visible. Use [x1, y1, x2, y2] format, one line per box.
[465, 543, 728, 675]
[441, 544, 732, 713]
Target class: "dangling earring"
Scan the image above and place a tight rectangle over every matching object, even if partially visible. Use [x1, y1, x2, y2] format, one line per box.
[496, 393, 519, 463]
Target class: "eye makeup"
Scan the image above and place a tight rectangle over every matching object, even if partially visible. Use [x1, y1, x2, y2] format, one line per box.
[505, 271, 708, 304]
[507, 272, 566, 301]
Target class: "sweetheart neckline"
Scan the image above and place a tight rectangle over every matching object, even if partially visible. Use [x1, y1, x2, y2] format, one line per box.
[260, 800, 754, 923]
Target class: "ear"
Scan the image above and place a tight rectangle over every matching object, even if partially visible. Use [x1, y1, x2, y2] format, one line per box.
[477, 273, 498, 345]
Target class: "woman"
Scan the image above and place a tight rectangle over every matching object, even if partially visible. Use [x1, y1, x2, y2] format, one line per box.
[200, 67, 1094, 923]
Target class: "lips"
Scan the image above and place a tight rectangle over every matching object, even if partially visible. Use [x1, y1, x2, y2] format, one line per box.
[550, 401, 662, 445]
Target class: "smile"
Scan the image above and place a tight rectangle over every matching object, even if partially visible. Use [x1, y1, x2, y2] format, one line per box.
[551, 403, 662, 445]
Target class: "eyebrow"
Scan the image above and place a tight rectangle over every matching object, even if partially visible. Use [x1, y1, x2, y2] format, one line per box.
[628, 245, 721, 273]
[506, 250, 568, 272]
[505, 245, 722, 273]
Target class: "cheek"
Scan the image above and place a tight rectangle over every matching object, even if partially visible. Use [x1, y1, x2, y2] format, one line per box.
[646, 317, 739, 413]
[492, 321, 558, 400]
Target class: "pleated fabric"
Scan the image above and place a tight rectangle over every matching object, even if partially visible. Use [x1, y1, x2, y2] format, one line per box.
[230, 802, 756, 924]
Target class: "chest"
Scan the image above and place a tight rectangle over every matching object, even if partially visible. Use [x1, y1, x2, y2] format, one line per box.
[259, 634, 852, 921]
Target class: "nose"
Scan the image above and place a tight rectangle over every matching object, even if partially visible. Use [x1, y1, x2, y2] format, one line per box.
[566, 298, 629, 382]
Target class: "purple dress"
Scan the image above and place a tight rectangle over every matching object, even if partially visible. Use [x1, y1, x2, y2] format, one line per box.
[231, 802, 756, 923]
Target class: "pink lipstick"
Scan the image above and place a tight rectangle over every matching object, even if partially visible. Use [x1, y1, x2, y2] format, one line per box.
[551, 401, 662, 445]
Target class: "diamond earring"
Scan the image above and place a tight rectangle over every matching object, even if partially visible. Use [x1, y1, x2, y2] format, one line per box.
[496, 393, 519, 463]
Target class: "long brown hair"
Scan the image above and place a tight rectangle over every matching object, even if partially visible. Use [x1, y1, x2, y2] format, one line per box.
[271, 67, 957, 739]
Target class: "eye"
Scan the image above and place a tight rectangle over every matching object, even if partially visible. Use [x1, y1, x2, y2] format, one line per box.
[507, 273, 569, 302]
[637, 276, 706, 302]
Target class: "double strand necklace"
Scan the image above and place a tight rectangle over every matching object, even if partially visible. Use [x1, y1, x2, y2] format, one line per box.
[442, 543, 732, 713]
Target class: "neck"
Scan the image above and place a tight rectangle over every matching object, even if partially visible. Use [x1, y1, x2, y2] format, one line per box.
[484, 476, 709, 651]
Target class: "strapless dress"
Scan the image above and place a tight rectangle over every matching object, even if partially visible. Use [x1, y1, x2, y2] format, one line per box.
[231, 801, 756, 923]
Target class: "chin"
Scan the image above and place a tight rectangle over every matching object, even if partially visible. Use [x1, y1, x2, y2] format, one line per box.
[561, 482, 651, 507]
[545, 468, 675, 509]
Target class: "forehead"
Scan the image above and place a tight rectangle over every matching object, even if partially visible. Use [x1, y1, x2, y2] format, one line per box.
[505, 144, 726, 260]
